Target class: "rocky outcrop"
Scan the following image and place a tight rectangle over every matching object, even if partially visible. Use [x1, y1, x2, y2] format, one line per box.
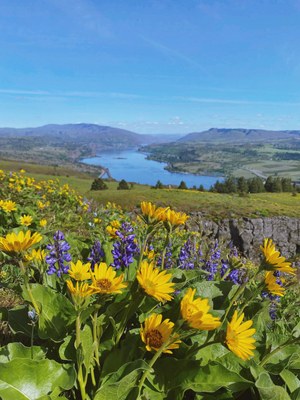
[190, 215, 300, 259]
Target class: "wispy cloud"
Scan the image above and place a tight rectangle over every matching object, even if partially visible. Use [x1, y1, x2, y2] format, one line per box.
[140, 35, 206, 71]
[174, 96, 300, 107]
[0, 88, 143, 100]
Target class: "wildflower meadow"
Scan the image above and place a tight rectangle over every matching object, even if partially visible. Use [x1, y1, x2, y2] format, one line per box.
[0, 169, 299, 400]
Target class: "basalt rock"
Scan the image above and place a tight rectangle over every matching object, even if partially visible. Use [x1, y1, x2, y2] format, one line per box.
[190, 215, 300, 259]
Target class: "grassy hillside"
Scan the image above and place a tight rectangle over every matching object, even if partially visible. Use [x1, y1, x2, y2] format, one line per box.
[1, 159, 299, 220]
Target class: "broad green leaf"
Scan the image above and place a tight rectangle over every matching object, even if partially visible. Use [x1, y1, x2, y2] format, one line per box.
[291, 388, 300, 400]
[22, 284, 76, 341]
[0, 359, 75, 400]
[152, 358, 252, 397]
[280, 369, 300, 394]
[255, 372, 291, 400]
[8, 306, 32, 336]
[81, 323, 95, 370]
[59, 335, 76, 362]
[292, 322, 300, 338]
[0, 343, 46, 362]
[95, 359, 151, 400]
[101, 332, 142, 378]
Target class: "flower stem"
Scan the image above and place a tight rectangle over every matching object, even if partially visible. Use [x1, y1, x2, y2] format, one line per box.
[75, 313, 87, 400]
[19, 259, 40, 315]
[260, 338, 300, 367]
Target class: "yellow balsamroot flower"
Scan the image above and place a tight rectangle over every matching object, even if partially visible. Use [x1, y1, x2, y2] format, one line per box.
[225, 311, 256, 361]
[20, 214, 33, 227]
[180, 288, 221, 330]
[68, 260, 91, 281]
[160, 209, 189, 227]
[106, 220, 121, 237]
[140, 201, 168, 224]
[260, 238, 295, 275]
[0, 231, 42, 254]
[37, 200, 46, 209]
[90, 262, 126, 294]
[137, 260, 175, 302]
[264, 271, 285, 297]
[66, 280, 95, 299]
[1, 200, 17, 213]
[140, 313, 181, 353]
[25, 248, 46, 262]
[39, 219, 47, 228]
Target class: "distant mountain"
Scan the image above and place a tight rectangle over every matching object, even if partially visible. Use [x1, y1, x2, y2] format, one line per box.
[177, 128, 300, 143]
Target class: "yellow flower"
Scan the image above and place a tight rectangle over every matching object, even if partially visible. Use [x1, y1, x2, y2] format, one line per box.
[20, 214, 33, 227]
[260, 238, 295, 275]
[1, 200, 17, 213]
[90, 262, 126, 294]
[66, 280, 95, 298]
[225, 311, 256, 361]
[25, 248, 46, 262]
[37, 200, 46, 209]
[140, 201, 168, 224]
[0, 231, 42, 254]
[180, 288, 221, 330]
[137, 260, 175, 302]
[19, 169, 26, 174]
[140, 313, 181, 353]
[265, 271, 285, 297]
[39, 219, 47, 228]
[106, 220, 121, 237]
[160, 209, 189, 227]
[68, 260, 91, 281]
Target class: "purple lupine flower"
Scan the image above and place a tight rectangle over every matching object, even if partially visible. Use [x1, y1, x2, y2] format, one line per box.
[157, 241, 173, 269]
[88, 240, 105, 270]
[178, 238, 197, 270]
[111, 222, 139, 270]
[262, 271, 283, 320]
[202, 240, 221, 280]
[220, 259, 229, 277]
[45, 230, 71, 276]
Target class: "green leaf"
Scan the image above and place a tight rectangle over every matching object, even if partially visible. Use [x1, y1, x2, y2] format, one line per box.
[255, 372, 291, 400]
[81, 323, 95, 370]
[280, 369, 300, 394]
[8, 306, 32, 336]
[152, 358, 252, 398]
[22, 284, 76, 341]
[59, 335, 76, 362]
[0, 359, 75, 400]
[101, 332, 142, 378]
[95, 359, 151, 400]
[0, 343, 46, 362]
[292, 322, 300, 338]
[291, 387, 300, 400]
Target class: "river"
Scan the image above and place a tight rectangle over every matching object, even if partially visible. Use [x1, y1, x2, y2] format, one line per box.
[81, 149, 223, 189]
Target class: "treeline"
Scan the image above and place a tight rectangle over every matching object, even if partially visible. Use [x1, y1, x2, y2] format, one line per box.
[211, 176, 295, 194]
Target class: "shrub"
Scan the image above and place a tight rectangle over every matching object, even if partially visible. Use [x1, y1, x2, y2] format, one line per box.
[117, 179, 130, 190]
[90, 178, 108, 191]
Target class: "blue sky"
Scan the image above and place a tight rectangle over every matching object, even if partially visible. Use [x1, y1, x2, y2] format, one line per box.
[1, 0, 300, 133]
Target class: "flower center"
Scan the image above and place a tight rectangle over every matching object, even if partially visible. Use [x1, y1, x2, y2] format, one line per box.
[96, 279, 112, 290]
[74, 272, 82, 280]
[146, 329, 163, 348]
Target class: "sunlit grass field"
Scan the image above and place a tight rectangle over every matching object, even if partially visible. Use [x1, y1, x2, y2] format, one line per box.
[1, 159, 299, 220]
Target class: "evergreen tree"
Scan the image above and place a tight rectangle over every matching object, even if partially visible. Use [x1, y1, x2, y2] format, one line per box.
[90, 178, 108, 191]
[264, 176, 274, 192]
[223, 177, 237, 193]
[272, 177, 283, 192]
[198, 184, 205, 192]
[237, 177, 249, 193]
[281, 177, 292, 192]
[178, 180, 188, 189]
[155, 180, 164, 189]
[117, 179, 130, 190]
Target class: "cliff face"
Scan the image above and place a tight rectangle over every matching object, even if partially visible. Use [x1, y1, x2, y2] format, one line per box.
[191, 216, 300, 259]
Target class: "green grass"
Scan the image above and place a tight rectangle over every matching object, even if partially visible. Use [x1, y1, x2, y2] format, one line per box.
[1, 159, 299, 220]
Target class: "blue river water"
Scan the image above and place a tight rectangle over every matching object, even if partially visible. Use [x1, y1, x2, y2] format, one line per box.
[81, 149, 223, 189]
